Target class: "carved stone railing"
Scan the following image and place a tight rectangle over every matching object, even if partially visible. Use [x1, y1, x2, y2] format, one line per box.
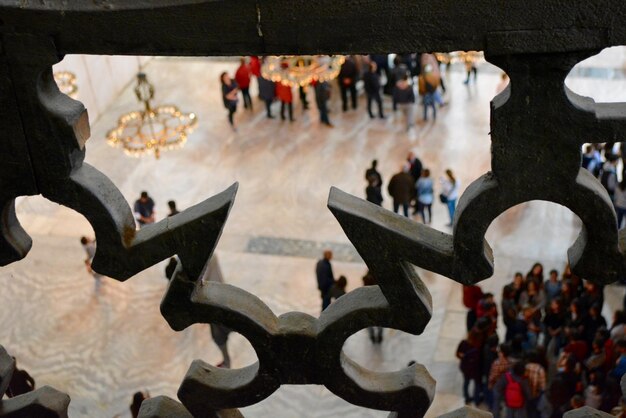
[1, 1, 626, 417]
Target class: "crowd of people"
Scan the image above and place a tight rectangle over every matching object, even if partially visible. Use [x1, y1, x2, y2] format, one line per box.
[219, 52, 482, 131]
[365, 152, 459, 226]
[458, 262, 626, 417]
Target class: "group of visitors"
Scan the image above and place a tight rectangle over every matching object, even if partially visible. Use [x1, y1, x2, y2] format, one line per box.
[314, 251, 384, 343]
[458, 261, 626, 417]
[365, 152, 459, 226]
[583, 143, 626, 228]
[220, 52, 479, 131]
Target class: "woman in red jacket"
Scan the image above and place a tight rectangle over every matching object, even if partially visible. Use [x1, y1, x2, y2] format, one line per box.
[235, 58, 253, 110]
[275, 82, 295, 122]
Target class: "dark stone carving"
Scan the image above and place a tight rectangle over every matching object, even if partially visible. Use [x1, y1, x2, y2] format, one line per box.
[0, 346, 70, 418]
[2, 1, 626, 416]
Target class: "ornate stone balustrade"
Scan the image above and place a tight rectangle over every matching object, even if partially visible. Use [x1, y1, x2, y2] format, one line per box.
[1, 1, 626, 417]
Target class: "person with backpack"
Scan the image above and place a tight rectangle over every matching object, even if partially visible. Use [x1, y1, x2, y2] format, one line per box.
[493, 361, 531, 418]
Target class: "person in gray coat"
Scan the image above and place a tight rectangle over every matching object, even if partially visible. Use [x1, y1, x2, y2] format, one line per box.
[258, 75, 276, 119]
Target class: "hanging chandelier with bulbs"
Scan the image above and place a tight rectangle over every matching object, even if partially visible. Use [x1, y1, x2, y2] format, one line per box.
[261, 55, 345, 87]
[106, 73, 197, 159]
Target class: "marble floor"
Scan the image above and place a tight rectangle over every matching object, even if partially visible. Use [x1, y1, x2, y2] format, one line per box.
[1, 49, 626, 417]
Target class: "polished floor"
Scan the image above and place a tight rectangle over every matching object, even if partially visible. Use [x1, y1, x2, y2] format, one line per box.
[2, 51, 626, 417]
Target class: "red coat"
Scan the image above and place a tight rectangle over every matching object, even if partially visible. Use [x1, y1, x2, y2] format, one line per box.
[276, 82, 293, 103]
[463, 285, 484, 311]
[249, 56, 261, 77]
[235, 64, 251, 89]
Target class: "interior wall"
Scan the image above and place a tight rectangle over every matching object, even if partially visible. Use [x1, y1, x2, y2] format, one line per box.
[52, 55, 152, 124]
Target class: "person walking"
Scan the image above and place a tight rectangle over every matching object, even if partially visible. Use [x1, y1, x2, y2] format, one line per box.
[220, 72, 239, 129]
[392, 74, 415, 131]
[338, 55, 358, 111]
[416, 169, 434, 224]
[418, 64, 440, 121]
[314, 80, 333, 127]
[133, 191, 156, 228]
[258, 74, 276, 119]
[463, 51, 479, 85]
[316, 250, 335, 311]
[440, 169, 459, 226]
[235, 57, 253, 110]
[80, 236, 102, 292]
[276, 81, 295, 122]
[363, 61, 384, 119]
[388, 166, 414, 217]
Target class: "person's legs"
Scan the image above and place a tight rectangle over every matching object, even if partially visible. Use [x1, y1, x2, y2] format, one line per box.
[432, 101, 437, 120]
[393, 201, 400, 214]
[367, 94, 375, 118]
[617, 207, 626, 228]
[227, 104, 236, 126]
[473, 378, 483, 405]
[376, 94, 384, 118]
[320, 102, 331, 125]
[350, 83, 357, 109]
[280, 101, 286, 120]
[217, 342, 231, 368]
[462, 375, 471, 404]
[418, 202, 426, 223]
[288, 102, 294, 121]
[299, 86, 309, 109]
[265, 99, 273, 118]
[426, 204, 432, 224]
[340, 82, 348, 111]
[447, 199, 456, 224]
[402, 203, 409, 217]
[322, 294, 331, 310]
[406, 104, 414, 130]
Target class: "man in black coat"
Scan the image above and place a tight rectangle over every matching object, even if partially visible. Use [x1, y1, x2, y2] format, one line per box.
[315, 250, 335, 311]
[363, 62, 384, 119]
[338, 56, 358, 112]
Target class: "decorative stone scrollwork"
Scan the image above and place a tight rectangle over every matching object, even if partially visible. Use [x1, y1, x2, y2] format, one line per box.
[2, 1, 626, 417]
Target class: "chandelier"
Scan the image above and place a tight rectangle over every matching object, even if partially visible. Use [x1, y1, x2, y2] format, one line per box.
[106, 73, 197, 159]
[54, 71, 78, 98]
[261, 56, 345, 87]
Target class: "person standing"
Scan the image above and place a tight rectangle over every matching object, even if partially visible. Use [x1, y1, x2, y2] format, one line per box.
[276, 81, 295, 122]
[463, 51, 479, 85]
[80, 236, 102, 292]
[363, 62, 384, 119]
[133, 191, 156, 228]
[418, 64, 440, 121]
[316, 250, 335, 311]
[365, 159, 383, 186]
[392, 74, 415, 131]
[235, 58, 253, 110]
[258, 74, 276, 119]
[210, 323, 232, 368]
[363, 271, 383, 343]
[387, 166, 414, 217]
[440, 169, 459, 226]
[366, 175, 383, 206]
[167, 200, 179, 217]
[615, 179, 626, 228]
[314, 80, 333, 127]
[338, 55, 358, 111]
[601, 154, 618, 201]
[299, 85, 310, 110]
[220, 72, 239, 129]
[457, 330, 484, 406]
[416, 169, 434, 224]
